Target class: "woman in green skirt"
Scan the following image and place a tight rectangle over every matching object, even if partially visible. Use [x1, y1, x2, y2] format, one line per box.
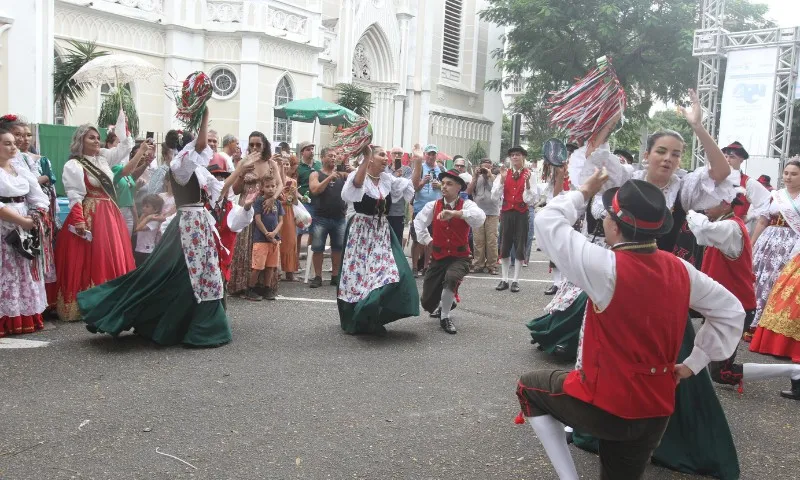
[78, 108, 254, 347]
[337, 145, 419, 334]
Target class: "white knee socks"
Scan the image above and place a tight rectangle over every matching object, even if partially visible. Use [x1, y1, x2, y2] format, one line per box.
[501, 258, 511, 283]
[528, 415, 579, 480]
[743, 363, 800, 381]
[513, 260, 523, 283]
[440, 288, 455, 319]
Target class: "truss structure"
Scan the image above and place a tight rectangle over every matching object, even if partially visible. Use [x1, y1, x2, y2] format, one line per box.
[691, 0, 800, 172]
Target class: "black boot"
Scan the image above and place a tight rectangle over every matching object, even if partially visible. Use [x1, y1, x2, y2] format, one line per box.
[780, 378, 800, 400]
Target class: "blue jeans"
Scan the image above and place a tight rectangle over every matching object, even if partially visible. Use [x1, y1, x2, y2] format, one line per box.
[311, 216, 346, 252]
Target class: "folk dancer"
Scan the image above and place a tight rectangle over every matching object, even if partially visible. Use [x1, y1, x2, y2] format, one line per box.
[414, 169, 486, 334]
[516, 172, 743, 479]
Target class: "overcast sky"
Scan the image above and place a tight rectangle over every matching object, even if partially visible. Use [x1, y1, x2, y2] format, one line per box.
[759, 0, 799, 28]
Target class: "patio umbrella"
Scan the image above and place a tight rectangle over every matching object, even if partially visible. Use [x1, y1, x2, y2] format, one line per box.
[274, 97, 359, 140]
[71, 54, 161, 106]
[436, 152, 453, 161]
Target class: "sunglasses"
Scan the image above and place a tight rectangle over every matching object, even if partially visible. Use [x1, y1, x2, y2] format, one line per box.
[455, 164, 466, 168]
[249, 143, 262, 148]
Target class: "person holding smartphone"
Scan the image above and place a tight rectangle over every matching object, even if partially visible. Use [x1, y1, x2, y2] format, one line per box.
[411, 144, 443, 277]
[385, 147, 412, 244]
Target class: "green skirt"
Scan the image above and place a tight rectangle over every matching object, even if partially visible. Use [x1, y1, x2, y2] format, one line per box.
[574, 320, 740, 479]
[337, 217, 420, 334]
[526, 291, 587, 359]
[78, 214, 231, 347]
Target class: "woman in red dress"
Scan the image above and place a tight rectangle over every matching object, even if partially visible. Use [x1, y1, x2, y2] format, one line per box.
[55, 110, 136, 321]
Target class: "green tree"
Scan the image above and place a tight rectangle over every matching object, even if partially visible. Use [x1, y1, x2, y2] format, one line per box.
[53, 40, 109, 120]
[97, 85, 139, 138]
[500, 114, 512, 157]
[466, 141, 488, 166]
[481, 0, 773, 144]
[790, 100, 800, 157]
[336, 83, 374, 117]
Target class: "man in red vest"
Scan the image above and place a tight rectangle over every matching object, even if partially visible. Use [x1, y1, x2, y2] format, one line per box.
[517, 171, 744, 479]
[414, 169, 486, 334]
[687, 196, 800, 400]
[721, 141, 770, 233]
[493, 146, 539, 293]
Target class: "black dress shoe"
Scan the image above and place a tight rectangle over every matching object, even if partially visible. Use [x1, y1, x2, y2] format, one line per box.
[780, 378, 800, 400]
[430, 306, 442, 318]
[440, 317, 457, 334]
[544, 285, 559, 295]
[496, 281, 509, 291]
[510, 282, 520, 293]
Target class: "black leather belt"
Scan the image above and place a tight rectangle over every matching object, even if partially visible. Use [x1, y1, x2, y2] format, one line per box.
[432, 245, 468, 253]
[0, 196, 25, 203]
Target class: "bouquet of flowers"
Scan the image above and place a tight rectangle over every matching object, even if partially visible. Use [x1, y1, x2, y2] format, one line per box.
[169, 72, 213, 132]
[547, 56, 626, 145]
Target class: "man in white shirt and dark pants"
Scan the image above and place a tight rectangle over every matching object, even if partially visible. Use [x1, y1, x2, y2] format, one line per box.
[516, 171, 744, 479]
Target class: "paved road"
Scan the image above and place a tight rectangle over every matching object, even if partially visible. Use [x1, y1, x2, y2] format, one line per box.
[1, 250, 798, 479]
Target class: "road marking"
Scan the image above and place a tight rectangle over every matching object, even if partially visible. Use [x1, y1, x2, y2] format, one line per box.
[464, 276, 552, 283]
[0, 338, 50, 349]
[276, 295, 337, 303]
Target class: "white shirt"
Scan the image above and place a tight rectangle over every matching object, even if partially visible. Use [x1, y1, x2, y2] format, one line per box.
[534, 191, 745, 375]
[218, 151, 236, 172]
[135, 220, 161, 254]
[686, 212, 743, 258]
[341, 171, 415, 205]
[727, 169, 771, 221]
[413, 198, 486, 246]
[490, 171, 540, 205]
[227, 203, 254, 233]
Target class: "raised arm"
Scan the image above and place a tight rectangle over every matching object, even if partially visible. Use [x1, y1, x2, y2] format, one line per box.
[194, 108, 209, 153]
[679, 89, 730, 182]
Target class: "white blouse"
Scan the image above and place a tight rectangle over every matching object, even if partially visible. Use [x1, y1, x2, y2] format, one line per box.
[0, 165, 50, 234]
[62, 113, 133, 208]
[341, 171, 415, 205]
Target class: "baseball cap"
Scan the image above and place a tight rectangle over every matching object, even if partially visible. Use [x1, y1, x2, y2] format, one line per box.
[423, 144, 439, 154]
[297, 141, 315, 153]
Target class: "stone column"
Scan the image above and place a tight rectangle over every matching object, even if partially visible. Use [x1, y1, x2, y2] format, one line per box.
[5, 0, 54, 123]
[238, 35, 261, 147]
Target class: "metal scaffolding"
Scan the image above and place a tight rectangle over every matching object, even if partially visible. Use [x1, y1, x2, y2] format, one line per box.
[691, 0, 800, 172]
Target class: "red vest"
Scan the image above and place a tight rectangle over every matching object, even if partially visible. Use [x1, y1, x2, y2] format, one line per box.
[215, 201, 237, 281]
[562, 250, 690, 419]
[431, 198, 471, 260]
[501, 169, 530, 213]
[733, 173, 750, 219]
[699, 216, 756, 310]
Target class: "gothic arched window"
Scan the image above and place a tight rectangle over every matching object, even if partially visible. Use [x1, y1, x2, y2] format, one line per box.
[273, 76, 294, 144]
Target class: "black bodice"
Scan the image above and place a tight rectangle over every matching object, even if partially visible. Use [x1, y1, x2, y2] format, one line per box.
[169, 171, 204, 207]
[353, 193, 393, 217]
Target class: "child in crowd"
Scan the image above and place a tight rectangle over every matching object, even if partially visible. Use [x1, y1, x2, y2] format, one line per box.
[133, 194, 166, 267]
[247, 176, 284, 301]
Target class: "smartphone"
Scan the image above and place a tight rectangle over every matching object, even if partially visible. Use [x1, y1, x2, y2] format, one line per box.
[146, 131, 154, 140]
[394, 158, 402, 170]
[336, 163, 347, 172]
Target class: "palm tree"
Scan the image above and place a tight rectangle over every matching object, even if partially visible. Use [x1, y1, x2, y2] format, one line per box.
[97, 85, 140, 137]
[53, 40, 109, 120]
[336, 83, 374, 117]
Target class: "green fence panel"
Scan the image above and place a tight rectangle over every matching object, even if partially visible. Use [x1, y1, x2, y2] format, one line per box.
[37, 124, 107, 196]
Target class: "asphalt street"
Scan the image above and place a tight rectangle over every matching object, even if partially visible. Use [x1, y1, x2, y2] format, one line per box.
[1, 249, 798, 479]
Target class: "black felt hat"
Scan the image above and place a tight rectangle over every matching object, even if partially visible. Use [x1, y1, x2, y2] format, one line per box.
[722, 141, 749, 160]
[602, 179, 673, 238]
[438, 169, 467, 191]
[507, 146, 528, 157]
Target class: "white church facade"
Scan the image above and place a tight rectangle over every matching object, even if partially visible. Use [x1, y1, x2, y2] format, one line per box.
[0, 0, 504, 159]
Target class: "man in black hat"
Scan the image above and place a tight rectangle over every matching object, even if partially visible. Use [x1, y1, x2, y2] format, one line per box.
[414, 169, 486, 334]
[493, 146, 539, 293]
[516, 170, 744, 479]
[721, 140, 770, 233]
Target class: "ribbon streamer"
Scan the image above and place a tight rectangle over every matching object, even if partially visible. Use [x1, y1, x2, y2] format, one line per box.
[547, 57, 626, 144]
[329, 117, 373, 159]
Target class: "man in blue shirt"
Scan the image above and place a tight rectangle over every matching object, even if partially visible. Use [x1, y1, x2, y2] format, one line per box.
[411, 144, 443, 276]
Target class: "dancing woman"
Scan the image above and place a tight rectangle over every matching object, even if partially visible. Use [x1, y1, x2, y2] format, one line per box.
[555, 91, 741, 479]
[748, 160, 800, 331]
[0, 128, 50, 337]
[338, 145, 418, 334]
[78, 108, 254, 347]
[54, 110, 135, 321]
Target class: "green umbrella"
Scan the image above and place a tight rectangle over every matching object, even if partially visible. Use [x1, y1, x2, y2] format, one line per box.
[273, 97, 358, 126]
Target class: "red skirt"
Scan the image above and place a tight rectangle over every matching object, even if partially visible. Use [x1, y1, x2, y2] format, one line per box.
[55, 197, 135, 321]
[749, 254, 800, 363]
[0, 314, 44, 337]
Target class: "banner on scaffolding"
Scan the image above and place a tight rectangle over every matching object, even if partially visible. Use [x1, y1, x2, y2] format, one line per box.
[718, 47, 778, 158]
